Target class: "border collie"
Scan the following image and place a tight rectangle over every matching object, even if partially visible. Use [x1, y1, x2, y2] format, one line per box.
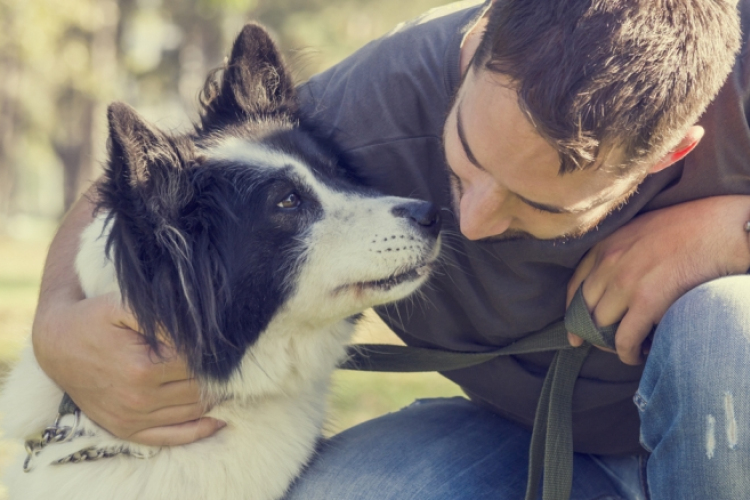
[0, 23, 440, 500]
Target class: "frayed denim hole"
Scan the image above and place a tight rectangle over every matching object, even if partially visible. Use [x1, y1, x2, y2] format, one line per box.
[633, 392, 648, 412]
[635, 391, 654, 453]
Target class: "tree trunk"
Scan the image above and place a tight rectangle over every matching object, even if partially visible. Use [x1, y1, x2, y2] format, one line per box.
[0, 58, 20, 233]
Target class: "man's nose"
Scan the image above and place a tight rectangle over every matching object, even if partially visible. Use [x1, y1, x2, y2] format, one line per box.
[459, 188, 512, 240]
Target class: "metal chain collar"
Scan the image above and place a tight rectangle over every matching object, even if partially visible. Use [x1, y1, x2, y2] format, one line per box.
[23, 410, 157, 472]
[24, 410, 81, 472]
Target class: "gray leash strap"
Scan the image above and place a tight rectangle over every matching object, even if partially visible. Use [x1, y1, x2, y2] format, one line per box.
[340, 322, 572, 372]
[340, 285, 617, 500]
[526, 290, 616, 500]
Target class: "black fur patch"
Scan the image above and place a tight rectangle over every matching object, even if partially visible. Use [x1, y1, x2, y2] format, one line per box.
[96, 24, 355, 381]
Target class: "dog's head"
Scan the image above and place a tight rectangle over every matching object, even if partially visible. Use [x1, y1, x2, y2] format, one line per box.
[95, 24, 440, 382]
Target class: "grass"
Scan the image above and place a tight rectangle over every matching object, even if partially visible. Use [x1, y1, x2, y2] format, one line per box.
[0, 235, 52, 499]
[0, 232, 462, 495]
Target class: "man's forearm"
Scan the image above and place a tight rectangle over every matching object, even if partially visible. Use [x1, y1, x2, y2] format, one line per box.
[32, 184, 97, 356]
[715, 195, 750, 274]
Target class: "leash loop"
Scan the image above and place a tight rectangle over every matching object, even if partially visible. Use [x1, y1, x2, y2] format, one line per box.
[341, 284, 619, 500]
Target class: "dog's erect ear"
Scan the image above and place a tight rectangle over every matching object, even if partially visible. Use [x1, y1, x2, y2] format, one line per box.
[199, 23, 296, 131]
[106, 102, 190, 193]
[106, 102, 193, 218]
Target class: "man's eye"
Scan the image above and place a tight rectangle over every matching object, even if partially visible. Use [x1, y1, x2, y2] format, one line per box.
[277, 192, 301, 209]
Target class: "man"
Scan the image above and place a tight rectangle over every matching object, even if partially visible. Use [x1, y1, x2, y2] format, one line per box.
[32, 0, 750, 498]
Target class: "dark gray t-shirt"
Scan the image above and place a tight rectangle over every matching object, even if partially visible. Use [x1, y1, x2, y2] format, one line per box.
[298, 0, 750, 455]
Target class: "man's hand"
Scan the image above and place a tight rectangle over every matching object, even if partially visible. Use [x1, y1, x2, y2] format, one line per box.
[31, 187, 224, 446]
[32, 292, 225, 445]
[567, 195, 750, 365]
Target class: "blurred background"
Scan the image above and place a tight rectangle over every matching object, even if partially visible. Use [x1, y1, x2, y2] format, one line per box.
[0, 0, 464, 494]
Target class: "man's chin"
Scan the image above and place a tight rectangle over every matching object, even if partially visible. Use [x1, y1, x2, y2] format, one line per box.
[473, 229, 536, 243]
[471, 224, 595, 243]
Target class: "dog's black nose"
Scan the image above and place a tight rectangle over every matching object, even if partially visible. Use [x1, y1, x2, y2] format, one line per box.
[391, 201, 441, 237]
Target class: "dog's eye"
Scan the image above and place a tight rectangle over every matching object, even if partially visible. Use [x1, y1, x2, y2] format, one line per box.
[276, 192, 301, 209]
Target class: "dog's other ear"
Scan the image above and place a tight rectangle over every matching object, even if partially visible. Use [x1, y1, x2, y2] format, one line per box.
[199, 23, 296, 132]
[106, 102, 191, 195]
[100, 102, 213, 369]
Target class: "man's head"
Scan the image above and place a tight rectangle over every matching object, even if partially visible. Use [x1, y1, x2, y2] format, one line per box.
[444, 0, 741, 241]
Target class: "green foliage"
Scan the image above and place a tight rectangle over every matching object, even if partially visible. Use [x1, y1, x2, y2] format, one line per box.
[0, 0, 452, 226]
[201, 0, 259, 13]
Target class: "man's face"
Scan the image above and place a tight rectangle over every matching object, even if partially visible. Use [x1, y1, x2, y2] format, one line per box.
[443, 67, 641, 241]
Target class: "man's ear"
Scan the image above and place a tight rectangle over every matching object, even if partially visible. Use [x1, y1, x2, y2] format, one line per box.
[648, 125, 705, 174]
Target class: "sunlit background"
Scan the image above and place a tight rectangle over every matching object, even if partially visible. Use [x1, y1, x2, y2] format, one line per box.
[0, 0, 465, 495]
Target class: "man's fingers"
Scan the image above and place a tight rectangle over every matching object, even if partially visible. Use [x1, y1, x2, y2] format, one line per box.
[613, 310, 656, 365]
[588, 285, 629, 329]
[567, 332, 585, 347]
[566, 250, 598, 307]
[568, 283, 624, 351]
[87, 401, 213, 440]
[127, 418, 227, 446]
[141, 350, 193, 383]
[145, 401, 213, 426]
[153, 378, 203, 406]
[566, 252, 602, 346]
[112, 379, 202, 414]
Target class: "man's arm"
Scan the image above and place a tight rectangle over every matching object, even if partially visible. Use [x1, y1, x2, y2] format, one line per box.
[32, 187, 224, 445]
[567, 194, 750, 365]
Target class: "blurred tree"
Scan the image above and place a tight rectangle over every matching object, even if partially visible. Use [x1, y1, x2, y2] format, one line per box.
[0, 0, 120, 227]
[0, 0, 448, 233]
[0, 1, 22, 233]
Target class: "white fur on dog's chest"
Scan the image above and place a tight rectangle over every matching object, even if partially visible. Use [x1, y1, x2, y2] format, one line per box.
[0, 213, 353, 500]
[0, 366, 334, 500]
[76, 213, 120, 299]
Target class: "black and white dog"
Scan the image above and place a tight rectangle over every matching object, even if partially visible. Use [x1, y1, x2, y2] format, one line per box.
[0, 24, 440, 500]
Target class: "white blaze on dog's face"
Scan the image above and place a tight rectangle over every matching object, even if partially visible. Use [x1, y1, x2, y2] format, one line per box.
[205, 137, 441, 326]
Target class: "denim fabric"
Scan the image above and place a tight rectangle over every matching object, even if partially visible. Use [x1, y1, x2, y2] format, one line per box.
[285, 397, 634, 500]
[284, 276, 750, 500]
[636, 275, 750, 499]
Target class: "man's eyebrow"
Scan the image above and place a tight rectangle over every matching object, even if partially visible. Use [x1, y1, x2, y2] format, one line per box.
[514, 193, 591, 214]
[456, 101, 487, 172]
[455, 101, 595, 215]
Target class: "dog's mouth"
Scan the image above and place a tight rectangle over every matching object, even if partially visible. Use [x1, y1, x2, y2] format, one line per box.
[337, 261, 434, 295]
[362, 262, 433, 291]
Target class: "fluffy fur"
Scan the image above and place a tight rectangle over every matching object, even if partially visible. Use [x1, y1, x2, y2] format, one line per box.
[0, 24, 441, 500]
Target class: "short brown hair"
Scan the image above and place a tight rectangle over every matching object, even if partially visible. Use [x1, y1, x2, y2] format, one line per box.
[473, 0, 742, 174]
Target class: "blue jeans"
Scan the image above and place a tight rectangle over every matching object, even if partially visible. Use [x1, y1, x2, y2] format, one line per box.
[285, 276, 750, 500]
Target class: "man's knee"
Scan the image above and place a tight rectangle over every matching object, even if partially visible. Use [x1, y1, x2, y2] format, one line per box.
[637, 275, 750, 427]
[638, 275, 750, 500]
[653, 275, 750, 359]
